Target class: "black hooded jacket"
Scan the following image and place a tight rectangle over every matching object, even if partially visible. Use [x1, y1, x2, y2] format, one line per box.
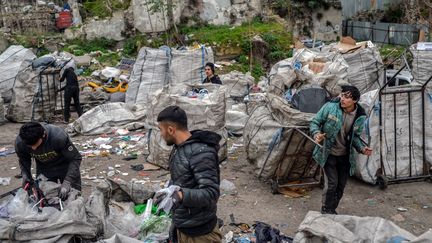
[15, 124, 82, 190]
[169, 130, 221, 236]
[203, 75, 222, 85]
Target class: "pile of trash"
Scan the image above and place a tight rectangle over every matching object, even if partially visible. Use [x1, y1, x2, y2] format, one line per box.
[324, 36, 384, 94]
[294, 211, 432, 242]
[6, 52, 75, 122]
[410, 42, 432, 85]
[0, 45, 36, 103]
[126, 47, 170, 105]
[354, 86, 432, 184]
[220, 71, 255, 135]
[126, 45, 213, 105]
[77, 130, 146, 161]
[243, 93, 316, 180]
[68, 102, 146, 135]
[223, 218, 293, 243]
[0, 176, 175, 242]
[0, 178, 96, 242]
[146, 83, 228, 169]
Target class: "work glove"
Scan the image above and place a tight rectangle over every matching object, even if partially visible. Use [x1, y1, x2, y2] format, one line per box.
[58, 180, 71, 200]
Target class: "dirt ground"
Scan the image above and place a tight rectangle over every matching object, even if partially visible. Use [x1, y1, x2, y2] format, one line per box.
[1, 122, 432, 238]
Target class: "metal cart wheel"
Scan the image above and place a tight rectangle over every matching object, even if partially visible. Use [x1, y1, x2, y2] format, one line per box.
[271, 180, 279, 195]
[377, 174, 388, 190]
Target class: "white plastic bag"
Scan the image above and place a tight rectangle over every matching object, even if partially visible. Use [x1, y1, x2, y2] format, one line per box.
[155, 185, 180, 214]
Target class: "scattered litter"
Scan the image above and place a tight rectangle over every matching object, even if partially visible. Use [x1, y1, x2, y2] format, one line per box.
[391, 214, 405, 222]
[397, 207, 408, 212]
[107, 171, 115, 177]
[108, 166, 114, 171]
[0, 177, 11, 186]
[10, 167, 17, 170]
[123, 153, 138, 161]
[93, 137, 112, 146]
[100, 144, 112, 150]
[115, 129, 129, 136]
[130, 164, 144, 171]
[122, 173, 129, 176]
[423, 206, 429, 209]
[138, 171, 150, 177]
[224, 231, 234, 242]
[220, 179, 236, 194]
[115, 164, 121, 168]
[0, 148, 15, 157]
[367, 199, 377, 206]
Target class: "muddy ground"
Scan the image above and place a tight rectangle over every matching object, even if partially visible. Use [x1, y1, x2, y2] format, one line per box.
[1, 122, 431, 238]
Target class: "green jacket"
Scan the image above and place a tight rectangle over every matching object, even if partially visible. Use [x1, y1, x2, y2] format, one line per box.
[310, 98, 367, 175]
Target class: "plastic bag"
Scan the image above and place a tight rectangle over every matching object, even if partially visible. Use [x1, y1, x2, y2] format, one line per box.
[139, 215, 171, 242]
[155, 185, 180, 214]
[6, 188, 38, 219]
[106, 202, 141, 238]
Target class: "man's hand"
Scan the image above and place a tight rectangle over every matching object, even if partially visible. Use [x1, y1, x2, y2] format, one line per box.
[362, 147, 373, 156]
[154, 190, 168, 205]
[59, 180, 71, 200]
[314, 132, 326, 144]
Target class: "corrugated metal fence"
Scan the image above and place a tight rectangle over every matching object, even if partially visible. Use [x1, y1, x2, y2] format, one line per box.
[343, 20, 420, 45]
[341, 0, 403, 19]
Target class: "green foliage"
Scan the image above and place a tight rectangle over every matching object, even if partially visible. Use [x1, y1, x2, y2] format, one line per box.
[251, 63, 264, 81]
[96, 51, 121, 66]
[180, 20, 292, 55]
[123, 35, 148, 56]
[82, 0, 131, 18]
[382, 3, 404, 23]
[36, 47, 50, 57]
[64, 38, 117, 54]
[379, 44, 405, 61]
[238, 55, 249, 65]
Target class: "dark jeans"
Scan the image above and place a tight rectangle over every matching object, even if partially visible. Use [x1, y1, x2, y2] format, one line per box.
[322, 154, 350, 214]
[64, 86, 83, 122]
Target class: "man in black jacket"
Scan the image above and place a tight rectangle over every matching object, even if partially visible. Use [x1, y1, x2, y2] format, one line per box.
[203, 62, 222, 84]
[15, 122, 82, 200]
[59, 67, 83, 123]
[155, 106, 222, 243]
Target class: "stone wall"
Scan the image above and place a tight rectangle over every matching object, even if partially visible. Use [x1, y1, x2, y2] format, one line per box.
[312, 7, 342, 41]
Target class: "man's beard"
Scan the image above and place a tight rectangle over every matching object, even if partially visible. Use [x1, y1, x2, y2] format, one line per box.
[165, 137, 175, 146]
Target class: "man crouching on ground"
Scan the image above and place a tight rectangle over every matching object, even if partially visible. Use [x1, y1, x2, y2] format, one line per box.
[155, 105, 222, 242]
[310, 85, 372, 215]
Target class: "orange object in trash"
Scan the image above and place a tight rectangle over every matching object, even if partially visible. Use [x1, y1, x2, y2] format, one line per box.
[103, 82, 128, 93]
[119, 82, 128, 92]
[56, 11, 72, 30]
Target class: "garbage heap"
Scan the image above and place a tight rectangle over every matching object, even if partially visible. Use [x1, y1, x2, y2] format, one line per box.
[411, 42, 432, 85]
[220, 71, 254, 135]
[146, 83, 227, 169]
[0, 45, 36, 103]
[243, 93, 317, 180]
[126, 45, 214, 105]
[0, 177, 172, 242]
[6, 53, 75, 122]
[354, 85, 432, 185]
[324, 37, 384, 94]
[243, 43, 371, 181]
